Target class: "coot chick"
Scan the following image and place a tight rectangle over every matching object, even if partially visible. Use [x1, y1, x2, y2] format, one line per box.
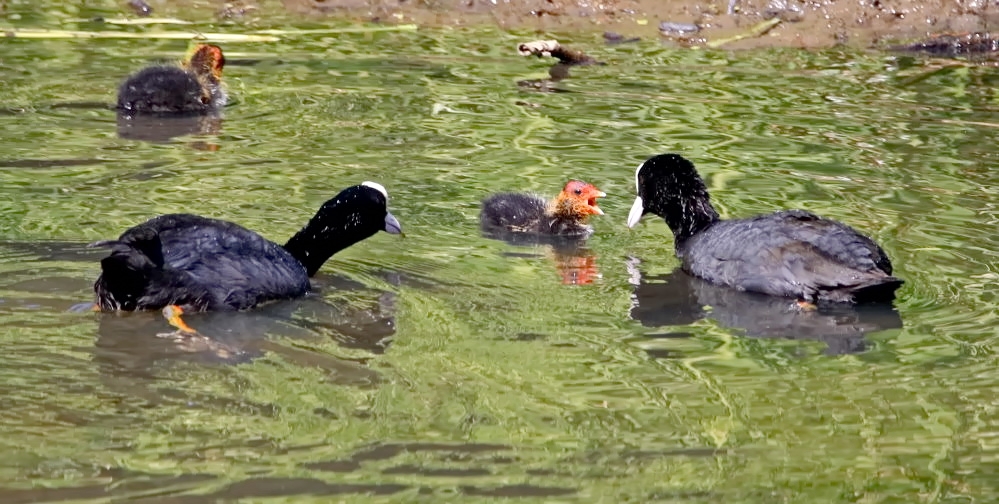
[117, 44, 227, 115]
[626, 154, 903, 304]
[91, 182, 402, 331]
[480, 180, 606, 236]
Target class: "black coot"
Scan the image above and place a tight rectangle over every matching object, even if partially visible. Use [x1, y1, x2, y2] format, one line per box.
[626, 153, 903, 303]
[92, 182, 402, 316]
[117, 44, 227, 115]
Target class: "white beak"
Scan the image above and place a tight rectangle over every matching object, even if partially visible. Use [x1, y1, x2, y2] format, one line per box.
[626, 196, 645, 228]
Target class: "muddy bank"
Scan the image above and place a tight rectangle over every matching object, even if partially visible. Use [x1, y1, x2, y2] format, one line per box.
[278, 0, 999, 49]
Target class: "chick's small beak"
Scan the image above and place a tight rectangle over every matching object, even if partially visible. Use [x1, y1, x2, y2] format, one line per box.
[626, 196, 646, 228]
[587, 190, 607, 215]
[384, 212, 403, 236]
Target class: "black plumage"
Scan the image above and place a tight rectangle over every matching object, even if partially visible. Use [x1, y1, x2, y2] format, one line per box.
[117, 67, 213, 115]
[626, 153, 903, 303]
[92, 183, 402, 312]
[116, 44, 227, 116]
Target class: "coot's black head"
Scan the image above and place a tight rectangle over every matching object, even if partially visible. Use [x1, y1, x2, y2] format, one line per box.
[626, 153, 720, 241]
[317, 181, 402, 236]
[284, 181, 402, 277]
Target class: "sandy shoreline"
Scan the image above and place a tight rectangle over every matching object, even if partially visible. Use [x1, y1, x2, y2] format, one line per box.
[278, 0, 998, 49]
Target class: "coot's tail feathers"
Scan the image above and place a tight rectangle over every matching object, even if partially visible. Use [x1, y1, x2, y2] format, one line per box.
[93, 228, 166, 311]
[91, 226, 165, 266]
[849, 277, 904, 304]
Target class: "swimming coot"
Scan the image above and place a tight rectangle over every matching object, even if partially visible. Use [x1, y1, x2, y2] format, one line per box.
[480, 180, 606, 236]
[92, 182, 402, 324]
[117, 44, 227, 115]
[626, 154, 903, 304]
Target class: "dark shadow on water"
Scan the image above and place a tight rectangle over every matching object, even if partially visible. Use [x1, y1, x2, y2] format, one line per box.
[482, 229, 600, 285]
[93, 279, 397, 370]
[0, 240, 103, 261]
[116, 111, 223, 147]
[305, 441, 576, 497]
[0, 158, 113, 169]
[460, 484, 576, 497]
[217, 478, 408, 498]
[516, 62, 578, 93]
[627, 260, 903, 355]
[0, 470, 217, 504]
[85, 275, 397, 416]
[307, 442, 511, 473]
[0, 473, 409, 502]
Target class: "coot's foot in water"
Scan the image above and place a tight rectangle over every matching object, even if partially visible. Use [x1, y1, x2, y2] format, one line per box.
[162, 305, 197, 334]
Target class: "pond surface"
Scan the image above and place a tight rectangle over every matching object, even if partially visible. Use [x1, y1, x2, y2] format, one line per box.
[2, 8, 999, 503]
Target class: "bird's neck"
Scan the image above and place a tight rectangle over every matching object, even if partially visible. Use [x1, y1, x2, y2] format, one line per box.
[283, 222, 352, 277]
[664, 195, 720, 244]
[547, 195, 590, 224]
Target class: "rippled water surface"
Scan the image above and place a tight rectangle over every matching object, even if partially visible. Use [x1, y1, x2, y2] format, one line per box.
[3, 5, 999, 502]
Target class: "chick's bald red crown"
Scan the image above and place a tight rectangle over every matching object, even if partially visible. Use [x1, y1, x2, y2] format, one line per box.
[558, 180, 606, 216]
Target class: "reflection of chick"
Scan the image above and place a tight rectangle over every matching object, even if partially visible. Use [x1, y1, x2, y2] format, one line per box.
[551, 248, 600, 285]
[480, 180, 606, 237]
[117, 44, 227, 115]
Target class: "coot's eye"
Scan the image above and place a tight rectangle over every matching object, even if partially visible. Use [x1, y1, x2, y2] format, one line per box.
[573, 188, 582, 195]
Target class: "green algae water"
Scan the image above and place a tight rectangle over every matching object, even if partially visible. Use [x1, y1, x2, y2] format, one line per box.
[2, 5, 999, 503]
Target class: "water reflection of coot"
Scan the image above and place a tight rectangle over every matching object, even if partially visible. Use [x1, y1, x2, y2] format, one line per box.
[628, 262, 903, 355]
[88, 273, 398, 410]
[94, 274, 397, 369]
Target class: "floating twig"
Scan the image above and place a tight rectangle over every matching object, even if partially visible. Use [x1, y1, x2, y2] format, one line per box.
[1, 28, 278, 42]
[516, 39, 605, 91]
[66, 17, 193, 25]
[705, 17, 781, 48]
[4, 24, 417, 41]
[941, 119, 999, 128]
[252, 25, 418, 35]
[518, 39, 600, 65]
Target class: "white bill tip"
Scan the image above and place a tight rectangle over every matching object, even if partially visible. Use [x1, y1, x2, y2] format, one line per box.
[626, 196, 645, 228]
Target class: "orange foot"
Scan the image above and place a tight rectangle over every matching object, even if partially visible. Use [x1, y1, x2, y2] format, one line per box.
[162, 305, 197, 334]
[795, 300, 818, 311]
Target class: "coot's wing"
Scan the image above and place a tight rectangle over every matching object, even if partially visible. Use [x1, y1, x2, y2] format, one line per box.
[680, 211, 894, 300]
[137, 214, 310, 309]
[774, 210, 893, 275]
